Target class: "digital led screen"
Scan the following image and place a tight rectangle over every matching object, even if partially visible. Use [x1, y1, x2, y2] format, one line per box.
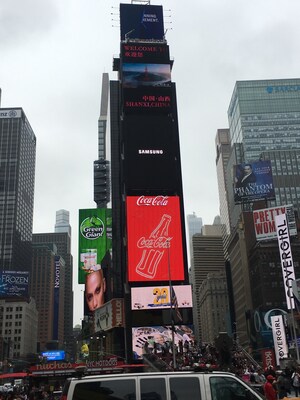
[132, 325, 194, 359]
[0, 270, 29, 298]
[121, 43, 170, 64]
[253, 204, 296, 241]
[126, 196, 185, 282]
[78, 208, 112, 284]
[123, 87, 172, 114]
[123, 115, 179, 191]
[42, 350, 65, 361]
[122, 63, 171, 89]
[120, 4, 164, 41]
[131, 285, 192, 310]
[233, 160, 275, 204]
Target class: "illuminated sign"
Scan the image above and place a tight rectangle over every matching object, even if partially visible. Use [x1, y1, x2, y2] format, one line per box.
[131, 285, 192, 310]
[233, 160, 275, 204]
[123, 87, 172, 113]
[132, 325, 194, 359]
[122, 63, 171, 89]
[253, 204, 296, 241]
[126, 196, 185, 282]
[121, 43, 170, 63]
[120, 4, 164, 41]
[271, 315, 288, 365]
[94, 298, 124, 332]
[42, 350, 65, 361]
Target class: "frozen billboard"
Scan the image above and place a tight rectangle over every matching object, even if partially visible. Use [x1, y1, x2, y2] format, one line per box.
[233, 160, 275, 204]
[253, 204, 296, 241]
[0, 270, 29, 298]
[126, 195, 185, 282]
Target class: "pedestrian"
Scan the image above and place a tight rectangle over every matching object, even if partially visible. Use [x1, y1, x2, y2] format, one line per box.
[291, 367, 300, 397]
[263, 375, 277, 400]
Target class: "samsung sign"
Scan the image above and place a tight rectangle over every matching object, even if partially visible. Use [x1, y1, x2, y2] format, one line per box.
[266, 85, 300, 94]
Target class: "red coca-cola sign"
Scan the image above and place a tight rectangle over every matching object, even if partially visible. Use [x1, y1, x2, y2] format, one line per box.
[126, 196, 185, 282]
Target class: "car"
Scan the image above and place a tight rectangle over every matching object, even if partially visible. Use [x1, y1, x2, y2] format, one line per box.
[62, 370, 264, 400]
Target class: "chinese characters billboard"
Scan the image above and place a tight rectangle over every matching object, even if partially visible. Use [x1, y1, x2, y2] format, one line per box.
[120, 4, 164, 41]
[131, 285, 192, 310]
[233, 160, 275, 204]
[121, 43, 170, 64]
[126, 196, 185, 282]
[78, 208, 112, 284]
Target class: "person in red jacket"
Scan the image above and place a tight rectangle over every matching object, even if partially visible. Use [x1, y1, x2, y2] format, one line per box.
[264, 375, 277, 400]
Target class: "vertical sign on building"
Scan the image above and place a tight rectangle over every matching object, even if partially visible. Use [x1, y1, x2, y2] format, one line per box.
[275, 213, 296, 309]
[53, 256, 60, 340]
[271, 314, 288, 366]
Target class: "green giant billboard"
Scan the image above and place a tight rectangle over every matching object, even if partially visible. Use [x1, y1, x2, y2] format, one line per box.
[78, 208, 112, 284]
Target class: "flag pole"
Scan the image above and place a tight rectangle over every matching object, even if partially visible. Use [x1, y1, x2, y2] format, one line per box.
[167, 239, 177, 370]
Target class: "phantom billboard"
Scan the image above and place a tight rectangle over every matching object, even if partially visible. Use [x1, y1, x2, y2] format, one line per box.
[233, 160, 275, 204]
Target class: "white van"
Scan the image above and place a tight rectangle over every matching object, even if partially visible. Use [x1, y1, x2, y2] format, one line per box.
[62, 371, 264, 400]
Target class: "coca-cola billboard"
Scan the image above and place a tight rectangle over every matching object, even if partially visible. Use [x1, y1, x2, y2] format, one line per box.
[126, 195, 185, 282]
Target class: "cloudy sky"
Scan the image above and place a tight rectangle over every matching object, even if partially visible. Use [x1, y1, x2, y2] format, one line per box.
[1, 0, 300, 325]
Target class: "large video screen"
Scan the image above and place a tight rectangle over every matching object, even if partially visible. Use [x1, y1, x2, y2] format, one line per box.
[0, 270, 29, 298]
[122, 63, 171, 89]
[121, 43, 170, 64]
[123, 115, 179, 191]
[120, 4, 164, 41]
[123, 86, 172, 114]
[131, 285, 192, 310]
[233, 160, 275, 204]
[126, 196, 185, 282]
[132, 325, 194, 359]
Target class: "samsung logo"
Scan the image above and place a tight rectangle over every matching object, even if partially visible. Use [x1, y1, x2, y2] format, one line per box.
[138, 149, 163, 154]
[266, 85, 300, 94]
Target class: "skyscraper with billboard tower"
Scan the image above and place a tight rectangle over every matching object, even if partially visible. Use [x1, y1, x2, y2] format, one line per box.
[104, 1, 192, 362]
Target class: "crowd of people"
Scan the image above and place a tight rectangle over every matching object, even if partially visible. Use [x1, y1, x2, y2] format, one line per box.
[0, 384, 62, 400]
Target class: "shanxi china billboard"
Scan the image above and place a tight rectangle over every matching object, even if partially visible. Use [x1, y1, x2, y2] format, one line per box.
[120, 4, 164, 41]
[126, 196, 185, 282]
[233, 160, 275, 204]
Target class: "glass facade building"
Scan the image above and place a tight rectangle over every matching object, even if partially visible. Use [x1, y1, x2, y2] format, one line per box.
[228, 79, 300, 216]
[0, 108, 36, 272]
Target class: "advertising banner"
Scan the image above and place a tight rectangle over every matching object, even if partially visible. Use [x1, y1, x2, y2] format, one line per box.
[132, 325, 194, 359]
[261, 349, 276, 370]
[122, 63, 171, 89]
[123, 115, 178, 191]
[126, 196, 185, 282]
[41, 351, 65, 361]
[94, 298, 124, 332]
[271, 315, 288, 366]
[120, 4, 164, 41]
[233, 160, 275, 204]
[53, 256, 60, 340]
[275, 213, 296, 309]
[0, 270, 29, 298]
[78, 208, 112, 284]
[123, 87, 172, 114]
[253, 204, 297, 241]
[131, 285, 192, 310]
[121, 43, 170, 64]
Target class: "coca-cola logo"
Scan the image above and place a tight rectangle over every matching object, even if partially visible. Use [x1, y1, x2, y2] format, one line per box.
[137, 196, 168, 206]
[137, 236, 172, 249]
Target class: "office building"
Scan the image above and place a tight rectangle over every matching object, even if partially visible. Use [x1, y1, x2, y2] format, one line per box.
[0, 297, 38, 359]
[219, 79, 300, 348]
[186, 212, 202, 260]
[190, 222, 226, 342]
[0, 108, 36, 272]
[32, 211, 73, 354]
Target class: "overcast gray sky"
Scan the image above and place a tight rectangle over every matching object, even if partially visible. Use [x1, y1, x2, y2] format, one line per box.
[1, 0, 300, 325]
